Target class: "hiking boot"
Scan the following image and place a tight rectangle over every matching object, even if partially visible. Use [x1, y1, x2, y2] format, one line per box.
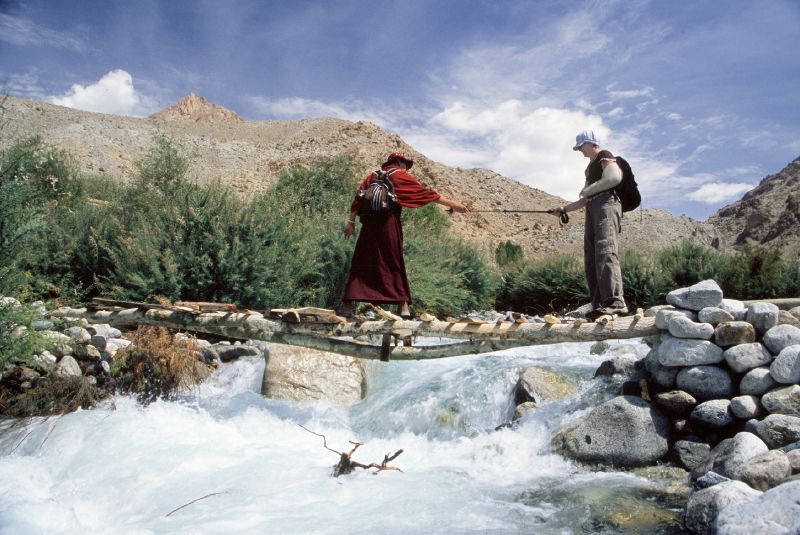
[596, 305, 629, 316]
[567, 303, 595, 318]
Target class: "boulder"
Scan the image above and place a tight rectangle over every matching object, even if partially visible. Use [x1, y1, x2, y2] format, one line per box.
[691, 399, 735, 429]
[666, 279, 723, 311]
[730, 395, 764, 420]
[552, 396, 670, 467]
[261, 344, 366, 406]
[691, 432, 769, 481]
[644, 349, 679, 388]
[64, 326, 91, 343]
[723, 342, 773, 374]
[683, 481, 761, 535]
[752, 414, 800, 450]
[593, 354, 641, 378]
[673, 438, 712, 471]
[719, 299, 747, 321]
[677, 366, 734, 401]
[761, 385, 800, 417]
[54, 355, 82, 377]
[740, 367, 778, 396]
[737, 450, 792, 491]
[513, 402, 537, 421]
[87, 323, 122, 338]
[516, 366, 576, 405]
[698, 307, 735, 326]
[668, 315, 714, 340]
[653, 390, 697, 417]
[746, 302, 780, 336]
[778, 309, 800, 328]
[715, 480, 800, 535]
[210, 342, 261, 362]
[714, 321, 756, 347]
[655, 307, 696, 329]
[41, 330, 74, 357]
[768, 345, 800, 383]
[762, 324, 800, 355]
[658, 335, 724, 367]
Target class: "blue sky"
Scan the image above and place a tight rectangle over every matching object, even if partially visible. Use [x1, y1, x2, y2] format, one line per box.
[2, 0, 799, 220]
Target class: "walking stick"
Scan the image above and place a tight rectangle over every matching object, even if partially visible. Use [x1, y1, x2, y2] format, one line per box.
[467, 209, 569, 225]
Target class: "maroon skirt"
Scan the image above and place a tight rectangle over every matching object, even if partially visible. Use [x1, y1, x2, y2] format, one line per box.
[343, 212, 411, 304]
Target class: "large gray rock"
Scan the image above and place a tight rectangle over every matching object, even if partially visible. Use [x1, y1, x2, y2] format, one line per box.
[87, 323, 122, 338]
[64, 326, 91, 343]
[715, 480, 800, 535]
[655, 306, 696, 329]
[691, 399, 735, 429]
[714, 321, 756, 347]
[653, 390, 697, 417]
[666, 279, 724, 311]
[683, 481, 761, 535]
[552, 396, 670, 467]
[698, 307, 735, 326]
[41, 330, 74, 357]
[746, 302, 780, 336]
[517, 366, 576, 404]
[737, 450, 792, 491]
[740, 367, 778, 396]
[761, 385, 800, 417]
[54, 355, 82, 377]
[730, 395, 764, 420]
[668, 315, 714, 340]
[692, 432, 769, 481]
[261, 344, 366, 406]
[779, 309, 800, 328]
[677, 366, 735, 401]
[658, 335, 724, 367]
[210, 342, 261, 362]
[674, 438, 712, 471]
[762, 324, 800, 355]
[723, 342, 773, 373]
[769, 345, 800, 384]
[593, 354, 641, 378]
[644, 348, 679, 388]
[719, 299, 747, 321]
[752, 414, 800, 449]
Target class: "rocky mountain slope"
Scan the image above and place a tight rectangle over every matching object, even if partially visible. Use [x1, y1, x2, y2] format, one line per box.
[1, 94, 722, 260]
[708, 156, 800, 258]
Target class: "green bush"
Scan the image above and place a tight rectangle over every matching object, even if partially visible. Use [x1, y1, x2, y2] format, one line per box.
[495, 240, 524, 268]
[0, 302, 52, 370]
[496, 255, 589, 314]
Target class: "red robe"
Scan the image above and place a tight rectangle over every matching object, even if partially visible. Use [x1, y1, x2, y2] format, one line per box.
[343, 165, 441, 304]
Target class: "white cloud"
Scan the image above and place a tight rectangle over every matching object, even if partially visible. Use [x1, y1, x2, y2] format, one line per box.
[607, 86, 654, 99]
[46, 70, 156, 117]
[2, 70, 46, 99]
[247, 96, 389, 125]
[686, 182, 754, 204]
[0, 13, 85, 51]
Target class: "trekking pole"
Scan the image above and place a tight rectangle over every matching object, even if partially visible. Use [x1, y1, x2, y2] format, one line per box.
[467, 209, 569, 225]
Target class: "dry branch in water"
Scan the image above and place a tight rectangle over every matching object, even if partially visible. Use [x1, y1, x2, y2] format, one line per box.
[298, 424, 404, 477]
[165, 491, 228, 517]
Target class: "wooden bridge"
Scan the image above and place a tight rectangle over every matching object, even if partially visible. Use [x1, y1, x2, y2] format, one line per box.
[50, 299, 663, 361]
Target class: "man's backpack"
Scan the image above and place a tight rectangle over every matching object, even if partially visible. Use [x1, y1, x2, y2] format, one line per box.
[358, 169, 399, 215]
[614, 156, 641, 212]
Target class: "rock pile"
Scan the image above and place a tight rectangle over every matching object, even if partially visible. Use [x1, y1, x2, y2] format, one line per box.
[551, 280, 800, 534]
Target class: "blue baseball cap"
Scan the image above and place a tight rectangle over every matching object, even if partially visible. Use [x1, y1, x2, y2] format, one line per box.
[573, 130, 600, 151]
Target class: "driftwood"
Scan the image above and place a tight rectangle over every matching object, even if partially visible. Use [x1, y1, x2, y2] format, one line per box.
[299, 425, 403, 476]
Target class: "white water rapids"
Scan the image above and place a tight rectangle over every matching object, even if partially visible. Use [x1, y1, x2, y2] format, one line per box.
[1, 339, 687, 534]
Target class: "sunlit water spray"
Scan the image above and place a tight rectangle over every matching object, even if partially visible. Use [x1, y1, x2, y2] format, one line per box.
[1, 340, 687, 534]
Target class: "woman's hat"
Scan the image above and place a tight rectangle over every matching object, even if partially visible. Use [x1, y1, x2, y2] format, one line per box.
[383, 151, 414, 169]
[573, 130, 600, 151]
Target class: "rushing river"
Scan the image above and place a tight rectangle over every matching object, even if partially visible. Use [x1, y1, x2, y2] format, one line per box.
[0, 339, 688, 534]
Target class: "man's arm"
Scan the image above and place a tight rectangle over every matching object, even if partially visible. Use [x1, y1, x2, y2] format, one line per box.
[580, 160, 622, 198]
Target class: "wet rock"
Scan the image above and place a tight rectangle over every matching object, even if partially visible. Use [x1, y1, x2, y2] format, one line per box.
[693, 471, 730, 491]
[752, 414, 800, 449]
[691, 399, 735, 429]
[715, 480, 800, 535]
[714, 321, 756, 347]
[762, 324, 800, 355]
[674, 438, 712, 471]
[769, 344, 800, 383]
[668, 315, 714, 340]
[730, 395, 764, 419]
[513, 402, 537, 421]
[55, 355, 82, 377]
[746, 302, 780, 336]
[653, 390, 697, 417]
[698, 307, 734, 326]
[761, 385, 800, 416]
[552, 396, 670, 467]
[644, 349, 679, 388]
[657, 335, 724, 367]
[677, 365, 734, 401]
[261, 344, 366, 406]
[516, 366, 576, 405]
[589, 340, 610, 355]
[739, 367, 778, 396]
[594, 354, 640, 378]
[210, 342, 261, 362]
[723, 342, 772, 373]
[737, 450, 792, 491]
[666, 279, 723, 311]
[683, 481, 761, 535]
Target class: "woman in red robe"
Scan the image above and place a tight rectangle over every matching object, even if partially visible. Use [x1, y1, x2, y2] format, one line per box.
[340, 152, 467, 318]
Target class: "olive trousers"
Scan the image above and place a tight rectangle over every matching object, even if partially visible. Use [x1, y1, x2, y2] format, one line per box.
[584, 191, 626, 310]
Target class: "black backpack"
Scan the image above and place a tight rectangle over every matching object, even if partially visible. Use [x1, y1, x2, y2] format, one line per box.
[358, 169, 399, 215]
[614, 156, 641, 212]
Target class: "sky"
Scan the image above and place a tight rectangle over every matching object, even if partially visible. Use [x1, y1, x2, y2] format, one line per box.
[1, 0, 799, 220]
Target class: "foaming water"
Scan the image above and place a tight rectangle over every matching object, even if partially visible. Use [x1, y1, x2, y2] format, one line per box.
[0, 339, 682, 534]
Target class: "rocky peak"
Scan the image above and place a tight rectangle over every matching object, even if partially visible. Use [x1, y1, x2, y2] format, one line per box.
[150, 93, 244, 123]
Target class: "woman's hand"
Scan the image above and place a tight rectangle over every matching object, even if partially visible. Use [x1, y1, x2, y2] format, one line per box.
[343, 220, 356, 239]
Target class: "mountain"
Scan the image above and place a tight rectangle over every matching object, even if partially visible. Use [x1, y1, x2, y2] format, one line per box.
[150, 93, 244, 123]
[708, 157, 800, 258]
[0, 94, 722, 260]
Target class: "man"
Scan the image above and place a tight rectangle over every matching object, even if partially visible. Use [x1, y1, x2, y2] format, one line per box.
[340, 152, 467, 318]
[550, 131, 628, 319]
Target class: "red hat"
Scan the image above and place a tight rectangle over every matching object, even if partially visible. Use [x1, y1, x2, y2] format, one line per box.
[383, 151, 414, 170]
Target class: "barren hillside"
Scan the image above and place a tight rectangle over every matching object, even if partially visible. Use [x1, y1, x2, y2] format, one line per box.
[1, 94, 721, 260]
